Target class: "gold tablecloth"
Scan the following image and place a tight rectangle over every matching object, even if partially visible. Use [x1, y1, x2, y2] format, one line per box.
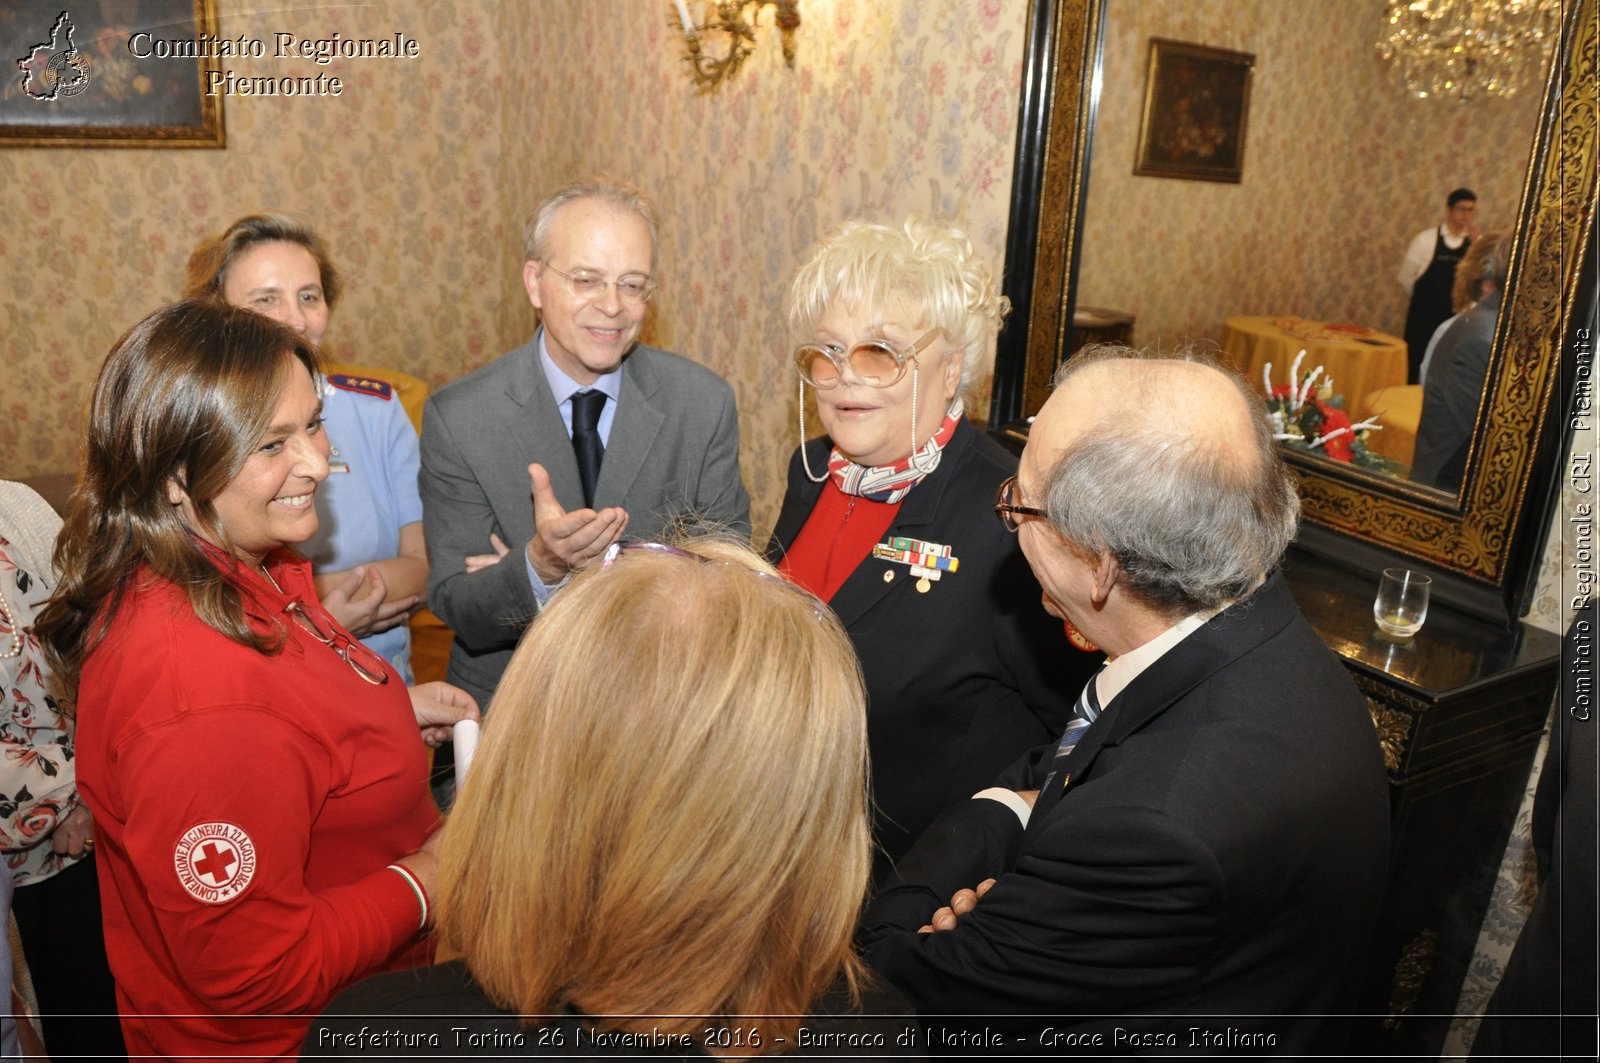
[1218, 316, 1407, 408]
[1358, 384, 1423, 469]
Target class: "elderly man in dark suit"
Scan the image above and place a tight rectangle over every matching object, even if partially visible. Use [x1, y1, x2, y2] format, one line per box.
[859, 348, 1391, 1051]
[421, 179, 750, 709]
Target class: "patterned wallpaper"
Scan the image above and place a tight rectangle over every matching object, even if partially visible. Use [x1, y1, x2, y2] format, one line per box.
[1076, 0, 1573, 632]
[0, 0, 1580, 629]
[506, 0, 1028, 543]
[1078, 0, 1543, 347]
[0, 0, 1027, 548]
[1, 0, 519, 462]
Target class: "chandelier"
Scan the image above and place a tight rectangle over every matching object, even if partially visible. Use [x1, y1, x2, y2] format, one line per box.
[1375, 0, 1563, 102]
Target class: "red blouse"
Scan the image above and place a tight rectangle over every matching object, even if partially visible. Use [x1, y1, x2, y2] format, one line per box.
[777, 479, 903, 603]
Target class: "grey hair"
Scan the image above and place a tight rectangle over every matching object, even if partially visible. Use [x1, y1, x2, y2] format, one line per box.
[1042, 345, 1300, 615]
[521, 176, 660, 271]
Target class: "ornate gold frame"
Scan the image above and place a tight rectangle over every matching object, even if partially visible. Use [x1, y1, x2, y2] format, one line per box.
[992, 0, 1597, 624]
[1, 0, 225, 149]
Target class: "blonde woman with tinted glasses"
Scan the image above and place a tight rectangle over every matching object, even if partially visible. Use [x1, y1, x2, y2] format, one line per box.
[768, 219, 1100, 881]
[310, 537, 917, 1055]
[35, 301, 477, 1059]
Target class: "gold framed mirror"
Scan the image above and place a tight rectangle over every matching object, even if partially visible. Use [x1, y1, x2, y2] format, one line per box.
[991, 0, 1597, 625]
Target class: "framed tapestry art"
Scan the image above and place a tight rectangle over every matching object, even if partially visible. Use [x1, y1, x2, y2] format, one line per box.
[1134, 37, 1253, 183]
[0, 0, 224, 147]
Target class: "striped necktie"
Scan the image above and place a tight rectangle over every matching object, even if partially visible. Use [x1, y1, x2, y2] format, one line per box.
[1038, 674, 1101, 797]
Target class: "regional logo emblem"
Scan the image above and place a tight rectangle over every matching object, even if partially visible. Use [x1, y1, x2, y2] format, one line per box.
[16, 11, 93, 102]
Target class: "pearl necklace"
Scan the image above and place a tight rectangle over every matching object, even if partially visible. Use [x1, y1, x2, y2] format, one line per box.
[0, 581, 21, 659]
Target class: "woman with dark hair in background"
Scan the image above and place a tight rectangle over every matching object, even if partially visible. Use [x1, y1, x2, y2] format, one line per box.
[35, 300, 476, 1057]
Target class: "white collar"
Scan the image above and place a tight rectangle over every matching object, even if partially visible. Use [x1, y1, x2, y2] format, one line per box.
[538, 331, 623, 406]
[1094, 610, 1214, 710]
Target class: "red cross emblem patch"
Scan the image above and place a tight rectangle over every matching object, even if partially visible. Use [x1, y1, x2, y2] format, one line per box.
[173, 822, 257, 904]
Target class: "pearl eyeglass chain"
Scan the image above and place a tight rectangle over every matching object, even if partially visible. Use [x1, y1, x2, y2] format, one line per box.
[1, 580, 23, 659]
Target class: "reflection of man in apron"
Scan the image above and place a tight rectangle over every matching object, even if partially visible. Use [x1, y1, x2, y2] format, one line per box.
[1397, 187, 1478, 383]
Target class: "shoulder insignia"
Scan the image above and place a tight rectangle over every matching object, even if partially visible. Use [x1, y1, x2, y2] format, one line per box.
[174, 821, 257, 904]
[326, 373, 394, 400]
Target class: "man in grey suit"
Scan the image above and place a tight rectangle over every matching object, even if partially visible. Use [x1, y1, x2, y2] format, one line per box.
[420, 178, 751, 709]
[1411, 229, 1508, 492]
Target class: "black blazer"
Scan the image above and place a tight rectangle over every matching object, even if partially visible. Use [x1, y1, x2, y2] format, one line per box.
[768, 421, 1095, 879]
[858, 572, 1392, 1052]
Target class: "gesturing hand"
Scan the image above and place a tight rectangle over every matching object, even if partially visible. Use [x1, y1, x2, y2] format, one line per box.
[408, 681, 480, 747]
[918, 878, 997, 934]
[524, 463, 628, 584]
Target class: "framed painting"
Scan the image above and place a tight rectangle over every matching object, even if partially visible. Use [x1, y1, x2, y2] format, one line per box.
[1133, 37, 1253, 183]
[0, 0, 224, 147]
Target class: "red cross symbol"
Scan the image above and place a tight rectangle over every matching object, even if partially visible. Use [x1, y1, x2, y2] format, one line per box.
[194, 841, 238, 885]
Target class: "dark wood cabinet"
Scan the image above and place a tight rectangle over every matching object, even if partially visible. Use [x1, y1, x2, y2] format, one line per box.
[1284, 549, 1561, 1057]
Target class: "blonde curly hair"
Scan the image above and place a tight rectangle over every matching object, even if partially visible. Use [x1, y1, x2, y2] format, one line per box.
[787, 217, 1011, 398]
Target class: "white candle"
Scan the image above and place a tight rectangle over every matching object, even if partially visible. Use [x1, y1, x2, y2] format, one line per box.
[452, 718, 479, 786]
[673, 0, 695, 34]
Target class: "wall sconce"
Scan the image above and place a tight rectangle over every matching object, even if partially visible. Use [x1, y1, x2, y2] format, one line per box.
[671, 0, 800, 94]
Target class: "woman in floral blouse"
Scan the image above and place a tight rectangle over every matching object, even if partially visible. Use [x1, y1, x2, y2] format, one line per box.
[0, 479, 124, 1059]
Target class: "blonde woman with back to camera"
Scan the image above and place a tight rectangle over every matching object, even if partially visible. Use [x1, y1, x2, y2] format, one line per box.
[309, 537, 920, 1057]
[769, 219, 1099, 881]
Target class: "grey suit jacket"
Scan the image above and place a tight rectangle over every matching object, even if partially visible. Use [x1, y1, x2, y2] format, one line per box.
[1412, 291, 1499, 491]
[420, 333, 751, 706]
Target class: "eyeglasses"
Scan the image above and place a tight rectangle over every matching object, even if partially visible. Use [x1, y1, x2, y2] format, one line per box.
[600, 541, 827, 620]
[993, 475, 1050, 533]
[794, 329, 941, 389]
[284, 601, 390, 685]
[542, 264, 657, 306]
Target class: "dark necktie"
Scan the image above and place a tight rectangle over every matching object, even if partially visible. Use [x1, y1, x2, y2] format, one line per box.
[570, 389, 606, 509]
[1032, 673, 1101, 822]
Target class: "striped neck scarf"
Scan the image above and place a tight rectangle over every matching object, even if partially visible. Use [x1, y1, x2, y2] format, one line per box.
[829, 400, 964, 504]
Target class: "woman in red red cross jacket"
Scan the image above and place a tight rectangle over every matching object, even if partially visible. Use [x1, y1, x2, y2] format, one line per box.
[35, 300, 477, 1059]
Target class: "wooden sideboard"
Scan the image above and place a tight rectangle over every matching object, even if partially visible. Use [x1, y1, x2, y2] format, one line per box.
[1283, 548, 1561, 1057]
